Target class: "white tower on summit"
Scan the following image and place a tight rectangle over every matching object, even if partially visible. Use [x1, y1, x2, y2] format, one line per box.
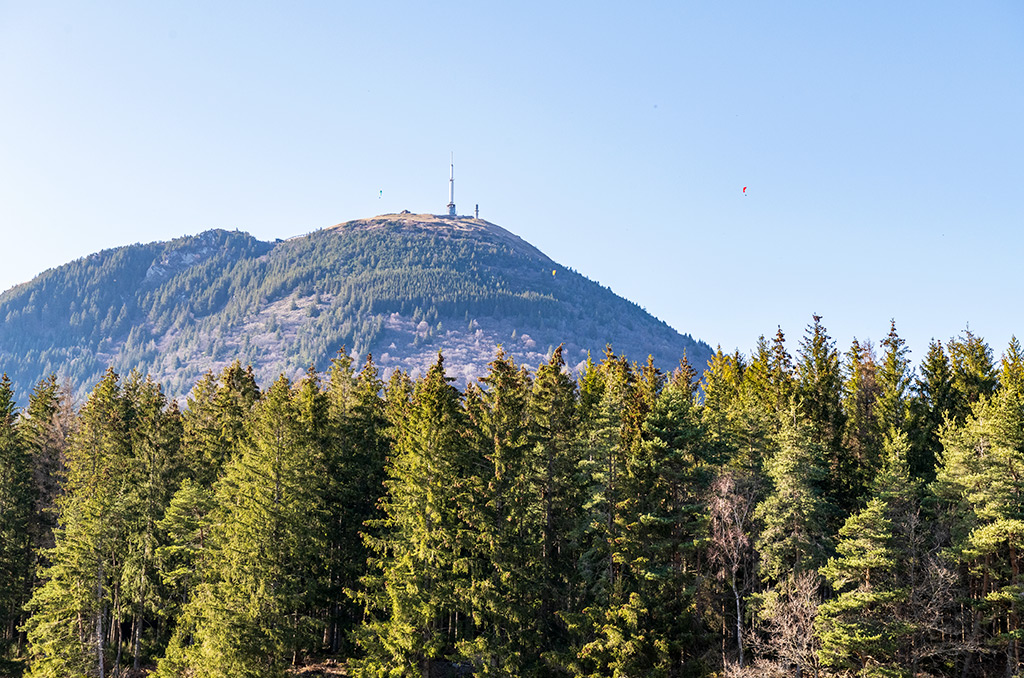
[447, 153, 456, 216]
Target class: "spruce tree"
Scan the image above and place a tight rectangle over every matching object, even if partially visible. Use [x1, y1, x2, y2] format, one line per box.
[19, 375, 72, 559]
[907, 340, 955, 480]
[351, 354, 472, 677]
[754, 410, 836, 583]
[527, 345, 582, 665]
[795, 314, 850, 514]
[458, 349, 541, 675]
[324, 354, 388, 655]
[875, 321, 913, 435]
[580, 368, 709, 677]
[120, 374, 182, 670]
[769, 326, 795, 411]
[932, 380, 1024, 677]
[24, 369, 130, 678]
[180, 361, 260, 487]
[947, 328, 998, 417]
[816, 430, 922, 677]
[731, 336, 779, 472]
[159, 375, 329, 678]
[0, 374, 32, 660]
[842, 338, 881, 499]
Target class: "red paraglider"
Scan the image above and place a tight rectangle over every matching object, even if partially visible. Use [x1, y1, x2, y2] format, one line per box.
[742, 186, 747, 196]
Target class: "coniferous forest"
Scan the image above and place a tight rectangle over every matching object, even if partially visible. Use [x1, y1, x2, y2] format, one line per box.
[3, 316, 1024, 677]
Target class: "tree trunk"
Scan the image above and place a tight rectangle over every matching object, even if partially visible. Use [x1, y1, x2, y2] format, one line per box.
[132, 602, 142, 671]
[96, 561, 106, 678]
[733, 573, 744, 667]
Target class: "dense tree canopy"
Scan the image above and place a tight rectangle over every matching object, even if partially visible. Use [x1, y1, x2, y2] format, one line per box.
[2, 318, 1022, 677]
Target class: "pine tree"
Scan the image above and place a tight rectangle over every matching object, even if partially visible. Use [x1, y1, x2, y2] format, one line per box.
[755, 409, 836, 583]
[19, 375, 75, 569]
[875, 321, 913, 435]
[842, 338, 881, 499]
[796, 314, 851, 514]
[155, 477, 214, 638]
[932, 379, 1024, 677]
[24, 368, 131, 678]
[574, 350, 635, 617]
[160, 375, 329, 678]
[816, 430, 921, 677]
[181, 361, 260, 487]
[947, 328, 998, 417]
[1000, 337, 1024, 398]
[527, 345, 582, 665]
[120, 374, 182, 670]
[0, 374, 32, 660]
[769, 326, 795, 411]
[583, 368, 709, 677]
[351, 354, 473, 677]
[458, 349, 541, 675]
[700, 348, 742, 462]
[907, 340, 955, 480]
[731, 336, 779, 473]
[324, 354, 388, 655]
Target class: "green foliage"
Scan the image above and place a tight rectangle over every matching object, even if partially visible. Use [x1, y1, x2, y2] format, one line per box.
[796, 315, 852, 514]
[23, 369, 131, 678]
[350, 354, 473, 677]
[161, 375, 330, 678]
[0, 374, 32, 659]
[817, 463, 912, 675]
[7, 319, 1024, 677]
[755, 409, 836, 582]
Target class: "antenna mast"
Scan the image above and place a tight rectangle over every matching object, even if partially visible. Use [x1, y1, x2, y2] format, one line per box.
[447, 153, 456, 216]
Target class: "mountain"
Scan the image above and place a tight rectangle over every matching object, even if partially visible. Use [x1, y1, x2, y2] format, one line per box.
[0, 213, 713, 399]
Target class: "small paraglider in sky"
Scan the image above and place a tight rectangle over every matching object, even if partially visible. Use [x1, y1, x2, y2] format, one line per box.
[742, 186, 747, 196]
[379, 190, 382, 199]
[552, 270, 556, 276]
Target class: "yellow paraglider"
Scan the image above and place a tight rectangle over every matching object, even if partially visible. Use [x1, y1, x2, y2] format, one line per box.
[552, 270, 556, 276]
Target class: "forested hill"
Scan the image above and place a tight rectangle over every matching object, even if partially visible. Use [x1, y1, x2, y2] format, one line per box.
[0, 212, 711, 398]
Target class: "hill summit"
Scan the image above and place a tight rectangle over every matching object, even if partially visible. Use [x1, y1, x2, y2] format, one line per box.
[0, 213, 712, 398]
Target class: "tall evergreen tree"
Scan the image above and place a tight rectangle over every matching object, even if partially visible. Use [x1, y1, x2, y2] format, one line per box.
[755, 410, 836, 583]
[731, 336, 780, 473]
[932, 381, 1024, 677]
[816, 430, 922, 677]
[324, 354, 388, 655]
[796, 314, 851, 514]
[120, 374, 182, 671]
[769, 326, 795, 411]
[159, 375, 329, 678]
[527, 345, 582, 667]
[24, 369, 131, 678]
[842, 338, 881, 499]
[575, 368, 708, 677]
[701, 348, 742, 459]
[0, 374, 32, 660]
[947, 329, 998, 418]
[19, 375, 74, 563]
[907, 340, 956, 480]
[180, 361, 260, 487]
[351, 354, 473, 677]
[875, 321, 913, 436]
[459, 350, 542, 675]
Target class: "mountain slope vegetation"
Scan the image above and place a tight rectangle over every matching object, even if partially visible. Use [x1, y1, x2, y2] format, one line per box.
[0, 213, 711, 397]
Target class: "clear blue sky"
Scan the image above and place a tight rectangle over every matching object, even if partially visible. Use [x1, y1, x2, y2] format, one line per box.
[2, 1, 1022, 367]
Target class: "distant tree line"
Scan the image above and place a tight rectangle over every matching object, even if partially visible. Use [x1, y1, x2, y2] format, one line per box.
[2, 316, 1022, 677]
